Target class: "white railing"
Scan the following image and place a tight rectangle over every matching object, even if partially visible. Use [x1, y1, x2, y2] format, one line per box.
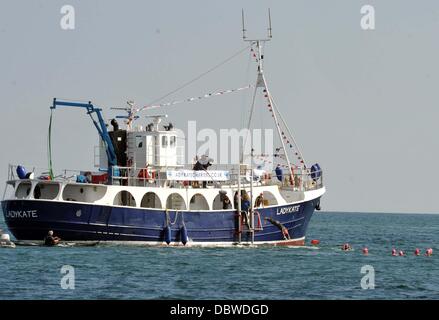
[6, 163, 323, 192]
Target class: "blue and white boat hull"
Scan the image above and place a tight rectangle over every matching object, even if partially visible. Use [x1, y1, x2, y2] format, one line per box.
[1, 197, 321, 246]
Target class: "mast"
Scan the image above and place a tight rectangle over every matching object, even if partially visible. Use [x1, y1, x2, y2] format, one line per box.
[241, 9, 295, 181]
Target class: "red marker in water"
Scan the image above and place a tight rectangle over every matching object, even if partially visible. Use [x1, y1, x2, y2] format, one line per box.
[363, 247, 368, 255]
[399, 250, 405, 256]
[392, 248, 397, 256]
[426, 248, 433, 256]
[414, 248, 420, 256]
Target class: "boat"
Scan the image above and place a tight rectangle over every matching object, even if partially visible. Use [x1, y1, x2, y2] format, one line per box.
[1, 14, 325, 246]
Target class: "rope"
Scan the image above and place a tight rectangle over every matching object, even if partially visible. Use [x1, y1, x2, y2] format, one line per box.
[141, 45, 251, 110]
[270, 96, 307, 167]
[143, 85, 252, 111]
[47, 109, 54, 179]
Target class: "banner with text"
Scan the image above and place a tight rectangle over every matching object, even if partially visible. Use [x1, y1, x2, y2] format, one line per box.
[166, 170, 230, 181]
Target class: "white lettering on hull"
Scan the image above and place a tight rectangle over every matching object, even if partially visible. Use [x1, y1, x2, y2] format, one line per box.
[276, 205, 300, 215]
[5, 210, 38, 218]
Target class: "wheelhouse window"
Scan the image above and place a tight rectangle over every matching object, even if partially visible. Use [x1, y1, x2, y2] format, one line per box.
[170, 136, 176, 148]
[162, 136, 168, 148]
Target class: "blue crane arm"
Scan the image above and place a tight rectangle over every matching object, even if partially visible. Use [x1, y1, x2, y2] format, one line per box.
[51, 98, 118, 172]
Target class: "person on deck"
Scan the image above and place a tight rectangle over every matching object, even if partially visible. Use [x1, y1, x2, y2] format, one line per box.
[223, 197, 233, 210]
[240, 193, 251, 228]
[255, 193, 264, 207]
[233, 191, 239, 209]
[192, 155, 212, 188]
[241, 193, 251, 212]
[275, 164, 283, 182]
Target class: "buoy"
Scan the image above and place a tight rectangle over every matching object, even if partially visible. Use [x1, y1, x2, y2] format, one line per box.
[414, 248, 420, 256]
[426, 248, 433, 256]
[310, 239, 320, 246]
[392, 248, 397, 256]
[180, 225, 188, 246]
[399, 250, 404, 256]
[16, 165, 27, 179]
[164, 226, 171, 245]
[342, 243, 351, 251]
[363, 247, 368, 255]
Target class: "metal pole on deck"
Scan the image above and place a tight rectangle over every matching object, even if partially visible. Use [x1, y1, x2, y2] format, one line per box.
[250, 149, 254, 244]
[238, 163, 242, 244]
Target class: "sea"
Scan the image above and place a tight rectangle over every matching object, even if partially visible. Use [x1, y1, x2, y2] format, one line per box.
[0, 212, 438, 300]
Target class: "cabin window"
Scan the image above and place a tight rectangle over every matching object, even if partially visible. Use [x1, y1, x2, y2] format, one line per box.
[170, 136, 176, 148]
[33, 183, 60, 200]
[212, 193, 232, 210]
[15, 182, 32, 199]
[254, 191, 278, 207]
[136, 136, 143, 148]
[62, 184, 107, 203]
[113, 191, 137, 207]
[166, 193, 186, 210]
[189, 194, 210, 210]
[141, 192, 162, 209]
[162, 136, 168, 148]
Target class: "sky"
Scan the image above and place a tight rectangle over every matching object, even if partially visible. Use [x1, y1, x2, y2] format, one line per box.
[1, 0, 439, 214]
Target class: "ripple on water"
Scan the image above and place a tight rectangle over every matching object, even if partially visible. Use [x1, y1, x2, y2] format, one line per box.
[0, 212, 438, 299]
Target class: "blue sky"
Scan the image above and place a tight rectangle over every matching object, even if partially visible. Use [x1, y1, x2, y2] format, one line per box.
[1, 0, 439, 213]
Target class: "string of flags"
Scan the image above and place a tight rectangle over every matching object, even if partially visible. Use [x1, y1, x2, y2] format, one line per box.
[261, 87, 305, 167]
[249, 46, 307, 168]
[252, 153, 302, 170]
[139, 85, 253, 111]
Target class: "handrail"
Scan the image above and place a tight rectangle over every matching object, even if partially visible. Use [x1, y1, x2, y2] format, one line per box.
[6, 163, 323, 191]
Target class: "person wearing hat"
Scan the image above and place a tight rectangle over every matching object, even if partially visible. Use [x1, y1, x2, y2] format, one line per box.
[44, 230, 61, 246]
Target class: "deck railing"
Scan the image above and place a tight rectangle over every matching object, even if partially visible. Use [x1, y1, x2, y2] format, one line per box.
[6, 163, 323, 192]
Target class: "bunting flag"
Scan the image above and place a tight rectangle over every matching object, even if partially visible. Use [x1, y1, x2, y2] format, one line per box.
[263, 89, 305, 166]
[140, 85, 253, 111]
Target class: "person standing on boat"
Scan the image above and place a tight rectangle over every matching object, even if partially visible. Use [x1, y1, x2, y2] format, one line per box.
[44, 230, 61, 246]
[193, 155, 212, 188]
[223, 196, 233, 209]
[255, 192, 264, 207]
[233, 191, 239, 209]
[241, 192, 251, 228]
[275, 164, 283, 182]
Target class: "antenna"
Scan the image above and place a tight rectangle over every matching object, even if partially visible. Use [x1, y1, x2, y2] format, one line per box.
[268, 8, 273, 38]
[241, 9, 272, 42]
[241, 9, 247, 40]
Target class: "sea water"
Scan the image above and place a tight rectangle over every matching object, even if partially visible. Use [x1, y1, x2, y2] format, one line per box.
[0, 212, 438, 300]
